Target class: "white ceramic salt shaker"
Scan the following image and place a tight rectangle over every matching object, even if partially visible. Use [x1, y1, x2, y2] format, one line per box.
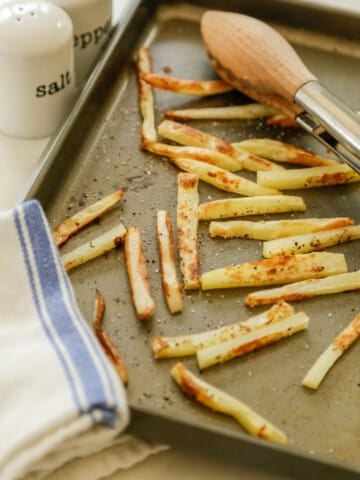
[48, 0, 113, 85]
[0, 1, 76, 138]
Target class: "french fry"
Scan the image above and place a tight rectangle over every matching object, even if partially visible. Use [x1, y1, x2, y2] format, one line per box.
[165, 103, 278, 121]
[140, 72, 233, 95]
[158, 119, 282, 172]
[263, 225, 360, 258]
[146, 141, 241, 172]
[257, 164, 360, 190]
[171, 362, 287, 444]
[125, 227, 155, 321]
[200, 252, 347, 290]
[266, 114, 299, 128]
[136, 47, 157, 146]
[209, 217, 354, 240]
[198, 196, 306, 221]
[245, 270, 360, 307]
[53, 189, 124, 247]
[62, 223, 127, 271]
[156, 210, 183, 313]
[196, 312, 309, 369]
[234, 139, 336, 167]
[172, 157, 280, 196]
[177, 173, 200, 290]
[302, 313, 360, 390]
[93, 290, 129, 385]
[151, 301, 294, 358]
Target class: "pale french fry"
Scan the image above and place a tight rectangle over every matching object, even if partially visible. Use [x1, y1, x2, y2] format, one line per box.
[140, 72, 233, 95]
[125, 227, 155, 321]
[146, 141, 241, 172]
[245, 270, 360, 307]
[156, 210, 183, 313]
[172, 157, 280, 196]
[198, 196, 306, 221]
[62, 223, 127, 272]
[171, 362, 287, 444]
[177, 173, 200, 290]
[209, 217, 354, 240]
[266, 114, 299, 128]
[158, 119, 282, 172]
[197, 312, 309, 369]
[257, 164, 360, 190]
[93, 290, 129, 385]
[263, 225, 360, 257]
[302, 313, 360, 390]
[151, 301, 294, 358]
[200, 252, 347, 290]
[136, 47, 157, 146]
[53, 189, 124, 247]
[234, 139, 336, 167]
[165, 103, 278, 121]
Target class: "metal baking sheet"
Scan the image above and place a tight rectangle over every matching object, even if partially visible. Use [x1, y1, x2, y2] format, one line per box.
[24, 1, 360, 478]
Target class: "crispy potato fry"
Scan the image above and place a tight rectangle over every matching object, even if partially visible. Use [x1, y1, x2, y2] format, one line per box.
[302, 313, 360, 390]
[136, 47, 157, 146]
[197, 312, 309, 369]
[165, 103, 278, 121]
[171, 362, 287, 444]
[156, 210, 183, 313]
[93, 290, 128, 385]
[257, 164, 360, 190]
[263, 225, 360, 257]
[53, 189, 124, 247]
[234, 139, 336, 167]
[209, 217, 354, 240]
[151, 301, 294, 358]
[198, 196, 306, 221]
[177, 173, 200, 290]
[172, 157, 280, 196]
[146, 141, 241, 172]
[200, 252, 347, 290]
[140, 72, 233, 95]
[158, 119, 281, 172]
[125, 227, 155, 321]
[62, 223, 127, 272]
[245, 270, 360, 307]
[266, 114, 299, 128]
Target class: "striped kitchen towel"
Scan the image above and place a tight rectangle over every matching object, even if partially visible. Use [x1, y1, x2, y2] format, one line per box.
[0, 200, 161, 480]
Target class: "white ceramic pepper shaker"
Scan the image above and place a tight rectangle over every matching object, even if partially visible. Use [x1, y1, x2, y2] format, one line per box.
[48, 0, 113, 85]
[0, 1, 76, 138]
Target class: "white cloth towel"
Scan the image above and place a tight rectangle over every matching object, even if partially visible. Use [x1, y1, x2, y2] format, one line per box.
[0, 200, 165, 480]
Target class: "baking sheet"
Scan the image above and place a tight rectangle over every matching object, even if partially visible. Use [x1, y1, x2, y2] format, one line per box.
[25, 1, 360, 478]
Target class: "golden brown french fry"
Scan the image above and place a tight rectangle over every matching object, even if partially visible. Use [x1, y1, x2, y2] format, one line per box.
[62, 223, 127, 272]
[125, 227, 155, 321]
[156, 210, 183, 314]
[234, 139, 336, 167]
[158, 119, 282, 172]
[302, 313, 360, 390]
[266, 114, 299, 128]
[136, 47, 157, 146]
[171, 362, 287, 444]
[200, 252, 347, 290]
[209, 217, 354, 240]
[172, 157, 280, 196]
[245, 270, 360, 307]
[257, 164, 360, 190]
[93, 290, 129, 385]
[151, 301, 294, 358]
[263, 225, 360, 257]
[53, 189, 124, 247]
[177, 173, 200, 290]
[197, 312, 309, 369]
[198, 195, 306, 221]
[140, 72, 233, 95]
[165, 103, 278, 121]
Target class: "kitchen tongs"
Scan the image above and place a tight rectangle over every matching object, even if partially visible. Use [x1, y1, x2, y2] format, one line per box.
[201, 11, 360, 173]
